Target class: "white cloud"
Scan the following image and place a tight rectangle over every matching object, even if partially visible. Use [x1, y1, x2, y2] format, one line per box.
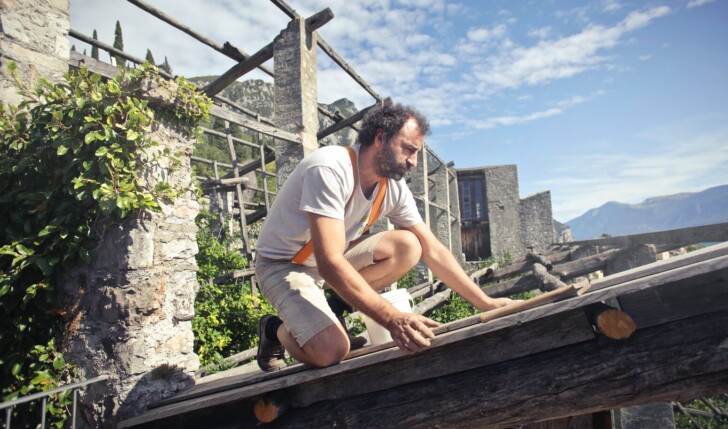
[467, 24, 507, 42]
[469, 6, 670, 91]
[639, 54, 654, 61]
[603, 1, 623, 12]
[687, 0, 717, 8]
[528, 26, 552, 39]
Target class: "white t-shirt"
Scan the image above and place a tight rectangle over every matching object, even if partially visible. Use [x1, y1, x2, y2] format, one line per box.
[256, 145, 422, 266]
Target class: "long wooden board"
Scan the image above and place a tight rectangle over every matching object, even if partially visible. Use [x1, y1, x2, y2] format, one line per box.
[120, 252, 728, 428]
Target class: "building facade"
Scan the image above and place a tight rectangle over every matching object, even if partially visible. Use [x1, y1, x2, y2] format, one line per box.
[457, 165, 555, 261]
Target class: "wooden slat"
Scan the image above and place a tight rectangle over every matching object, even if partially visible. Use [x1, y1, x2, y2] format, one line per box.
[124, 250, 728, 427]
[203, 8, 334, 97]
[270, 310, 728, 429]
[590, 241, 728, 291]
[568, 222, 728, 248]
[209, 104, 299, 143]
[127, 0, 275, 77]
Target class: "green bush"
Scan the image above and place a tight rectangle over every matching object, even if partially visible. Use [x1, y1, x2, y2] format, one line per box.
[192, 210, 275, 366]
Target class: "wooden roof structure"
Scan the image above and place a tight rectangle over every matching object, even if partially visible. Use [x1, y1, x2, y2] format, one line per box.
[119, 223, 728, 428]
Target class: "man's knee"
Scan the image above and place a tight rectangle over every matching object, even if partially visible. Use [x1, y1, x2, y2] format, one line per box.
[390, 230, 422, 265]
[303, 324, 350, 367]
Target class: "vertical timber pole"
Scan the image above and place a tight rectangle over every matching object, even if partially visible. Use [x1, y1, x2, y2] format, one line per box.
[421, 148, 433, 283]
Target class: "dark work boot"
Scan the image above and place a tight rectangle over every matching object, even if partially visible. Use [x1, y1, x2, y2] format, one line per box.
[256, 315, 286, 372]
[327, 293, 368, 350]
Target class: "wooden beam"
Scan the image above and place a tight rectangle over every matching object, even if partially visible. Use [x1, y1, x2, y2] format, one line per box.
[316, 100, 384, 139]
[532, 263, 567, 292]
[567, 222, 728, 248]
[269, 0, 382, 102]
[127, 0, 274, 77]
[209, 104, 299, 143]
[203, 8, 334, 97]
[269, 310, 728, 429]
[121, 252, 728, 427]
[585, 302, 636, 340]
[550, 248, 621, 279]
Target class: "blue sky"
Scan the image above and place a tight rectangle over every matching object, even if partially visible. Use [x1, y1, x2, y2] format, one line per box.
[70, 0, 728, 222]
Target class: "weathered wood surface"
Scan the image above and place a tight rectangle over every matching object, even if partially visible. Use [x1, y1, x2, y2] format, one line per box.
[264, 310, 728, 429]
[208, 104, 299, 143]
[479, 283, 581, 323]
[203, 8, 334, 97]
[532, 263, 567, 291]
[567, 222, 728, 248]
[585, 302, 636, 340]
[550, 248, 621, 279]
[120, 243, 728, 428]
[269, 0, 382, 101]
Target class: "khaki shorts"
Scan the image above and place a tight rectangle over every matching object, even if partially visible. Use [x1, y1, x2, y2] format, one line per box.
[255, 233, 384, 347]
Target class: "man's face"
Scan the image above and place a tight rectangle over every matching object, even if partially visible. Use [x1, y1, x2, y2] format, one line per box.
[375, 118, 423, 180]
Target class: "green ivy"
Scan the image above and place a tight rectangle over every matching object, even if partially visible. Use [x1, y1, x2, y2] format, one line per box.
[0, 62, 210, 421]
[193, 210, 275, 367]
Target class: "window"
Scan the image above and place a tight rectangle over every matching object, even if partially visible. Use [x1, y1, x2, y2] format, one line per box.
[459, 178, 486, 221]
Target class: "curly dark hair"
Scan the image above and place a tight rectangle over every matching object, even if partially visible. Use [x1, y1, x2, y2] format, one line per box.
[357, 103, 431, 146]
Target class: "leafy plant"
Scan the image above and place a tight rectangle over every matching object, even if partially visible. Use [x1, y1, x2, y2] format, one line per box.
[193, 209, 275, 367]
[0, 62, 210, 421]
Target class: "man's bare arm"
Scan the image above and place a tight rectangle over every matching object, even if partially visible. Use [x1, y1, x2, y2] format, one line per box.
[308, 213, 438, 353]
[405, 222, 517, 311]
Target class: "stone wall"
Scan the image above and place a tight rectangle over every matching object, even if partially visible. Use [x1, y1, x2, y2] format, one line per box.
[59, 81, 201, 426]
[484, 165, 524, 258]
[520, 190, 555, 252]
[0, 0, 70, 103]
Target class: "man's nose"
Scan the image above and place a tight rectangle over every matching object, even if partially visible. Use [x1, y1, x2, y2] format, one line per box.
[407, 155, 417, 169]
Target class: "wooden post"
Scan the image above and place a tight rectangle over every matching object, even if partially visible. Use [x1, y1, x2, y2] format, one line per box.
[224, 120, 252, 259]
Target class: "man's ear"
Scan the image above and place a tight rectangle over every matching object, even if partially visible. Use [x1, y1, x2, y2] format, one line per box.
[374, 129, 385, 147]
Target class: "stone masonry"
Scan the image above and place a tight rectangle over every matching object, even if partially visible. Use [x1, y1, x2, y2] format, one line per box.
[520, 190, 555, 252]
[58, 79, 201, 427]
[273, 17, 319, 188]
[0, 0, 70, 103]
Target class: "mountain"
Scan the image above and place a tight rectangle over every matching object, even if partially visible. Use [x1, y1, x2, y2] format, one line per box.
[189, 77, 360, 146]
[566, 185, 728, 240]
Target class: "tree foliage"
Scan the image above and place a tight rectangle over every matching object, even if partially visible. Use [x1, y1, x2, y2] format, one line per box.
[112, 20, 125, 67]
[91, 29, 99, 60]
[193, 210, 275, 367]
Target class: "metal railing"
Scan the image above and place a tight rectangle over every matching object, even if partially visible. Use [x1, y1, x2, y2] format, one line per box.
[1, 375, 108, 429]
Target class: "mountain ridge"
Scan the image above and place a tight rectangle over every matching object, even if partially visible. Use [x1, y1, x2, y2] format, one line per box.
[566, 184, 728, 240]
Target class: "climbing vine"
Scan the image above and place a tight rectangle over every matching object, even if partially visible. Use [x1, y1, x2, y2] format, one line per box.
[0, 62, 211, 422]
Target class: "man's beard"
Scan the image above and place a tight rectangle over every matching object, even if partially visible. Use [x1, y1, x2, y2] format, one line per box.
[375, 141, 408, 180]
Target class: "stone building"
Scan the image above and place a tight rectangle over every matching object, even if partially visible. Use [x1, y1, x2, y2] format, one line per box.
[457, 164, 555, 261]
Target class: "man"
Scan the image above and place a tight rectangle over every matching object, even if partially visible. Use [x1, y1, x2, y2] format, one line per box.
[254, 104, 516, 371]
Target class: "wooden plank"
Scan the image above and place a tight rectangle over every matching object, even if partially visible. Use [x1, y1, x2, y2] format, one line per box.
[567, 222, 728, 248]
[267, 310, 728, 429]
[590, 241, 728, 291]
[287, 310, 595, 408]
[413, 288, 452, 314]
[480, 283, 580, 323]
[130, 251, 728, 425]
[203, 8, 334, 97]
[618, 273, 728, 330]
[550, 248, 621, 279]
[209, 104, 299, 143]
[120, 310, 595, 428]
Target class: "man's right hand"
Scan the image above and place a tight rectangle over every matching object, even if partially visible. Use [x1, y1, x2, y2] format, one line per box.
[387, 312, 441, 354]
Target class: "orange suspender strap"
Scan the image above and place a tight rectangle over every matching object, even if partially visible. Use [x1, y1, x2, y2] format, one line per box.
[291, 147, 388, 265]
